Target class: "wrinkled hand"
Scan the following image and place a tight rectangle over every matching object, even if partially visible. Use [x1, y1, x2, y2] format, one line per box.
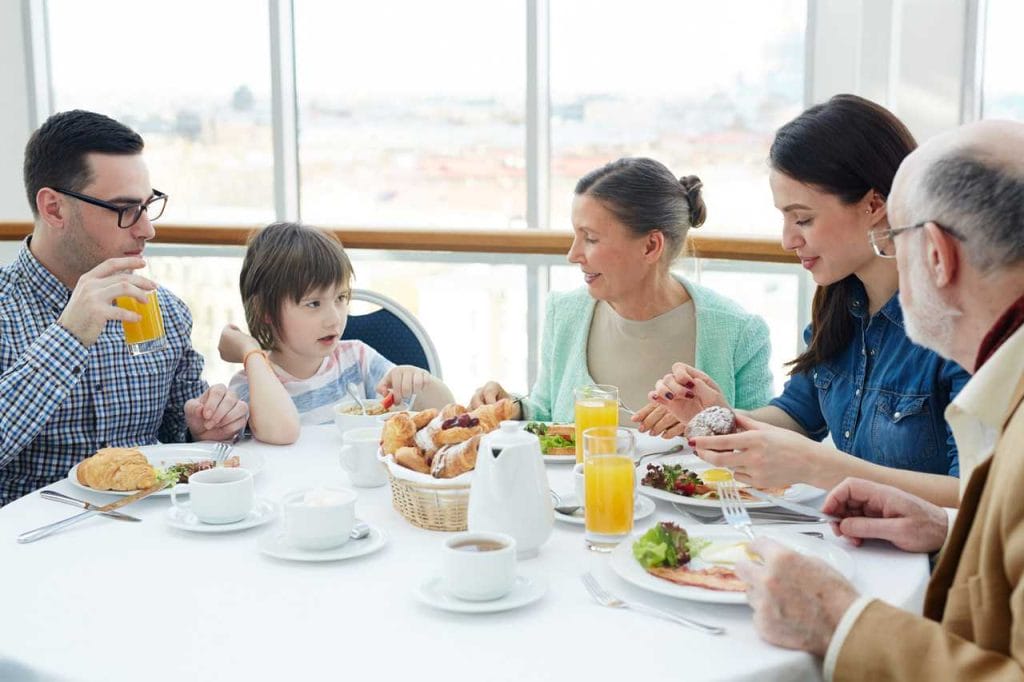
[58, 256, 155, 347]
[736, 538, 859, 657]
[689, 413, 826, 488]
[218, 324, 260, 363]
[185, 384, 248, 441]
[648, 363, 729, 425]
[630, 402, 686, 438]
[377, 365, 429, 405]
[823, 478, 948, 553]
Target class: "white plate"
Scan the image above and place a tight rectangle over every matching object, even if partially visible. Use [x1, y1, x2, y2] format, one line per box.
[637, 457, 820, 509]
[67, 444, 266, 497]
[553, 494, 656, 526]
[258, 522, 387, 562]
[165, 497, 278, 533]
[609, 526, 854, 605]
[543, 453, 577, 464]
[415, 575, 546, 614]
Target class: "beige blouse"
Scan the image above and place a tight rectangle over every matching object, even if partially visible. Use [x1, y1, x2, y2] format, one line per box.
[586, 300, 696, 425]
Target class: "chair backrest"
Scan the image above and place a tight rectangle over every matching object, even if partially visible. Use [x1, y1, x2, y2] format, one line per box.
[341, 289, 443, 378]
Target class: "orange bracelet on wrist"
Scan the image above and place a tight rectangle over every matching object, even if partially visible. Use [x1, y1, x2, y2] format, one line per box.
[242, 348, 270, 367]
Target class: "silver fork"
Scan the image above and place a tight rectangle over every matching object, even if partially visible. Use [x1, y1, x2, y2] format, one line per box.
[213, 441, 232, 466]
[635, 444, 686, 466]
[580, 572, 725, 636]
[719, 481, 756, 542]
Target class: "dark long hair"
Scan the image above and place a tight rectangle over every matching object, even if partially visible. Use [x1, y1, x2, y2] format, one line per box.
[575, 157, 707, 263]
[771, 94, 917, 375]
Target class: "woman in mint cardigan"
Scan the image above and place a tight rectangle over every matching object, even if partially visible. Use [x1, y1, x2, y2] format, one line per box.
[470, 157, 773, 433]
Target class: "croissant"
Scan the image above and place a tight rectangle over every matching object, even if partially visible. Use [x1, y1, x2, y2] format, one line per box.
[395, 446, 431, 474]
[381, 413, 417, 455]
[431, 435, 481, 478]
[432, 424, 482, 447]
[77, 448, 157, 491]
[470, 398, 516, 432]
[412, 409, 438, 430]
[440, 404, 467, 420]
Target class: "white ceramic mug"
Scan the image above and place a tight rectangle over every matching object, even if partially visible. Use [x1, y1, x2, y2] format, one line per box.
[171, 467, 254, 524]
[283, 487, 357, 550]
[340, 426, 388, 488]
[441, 531, 517, 601]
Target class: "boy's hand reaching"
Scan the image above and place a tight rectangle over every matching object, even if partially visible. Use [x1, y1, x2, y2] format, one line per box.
[377, 365, 430, 405]
[219, 324, 261, 363]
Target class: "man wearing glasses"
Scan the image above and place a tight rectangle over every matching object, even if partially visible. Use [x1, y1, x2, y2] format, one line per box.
[736, 119, 1024, 680]
[0, 110, 248, 506]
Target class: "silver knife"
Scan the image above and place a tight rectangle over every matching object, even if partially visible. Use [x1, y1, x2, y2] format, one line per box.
[39, 490, 141, 522]
[744, 488, 839, 521]
[18, 481, 168, 543]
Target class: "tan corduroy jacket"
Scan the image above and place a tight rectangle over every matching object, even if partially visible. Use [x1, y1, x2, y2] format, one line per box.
[834, 373, 1024, 680]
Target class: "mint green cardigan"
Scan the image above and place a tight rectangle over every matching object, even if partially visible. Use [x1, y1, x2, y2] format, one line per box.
[524, 278, 774, 422]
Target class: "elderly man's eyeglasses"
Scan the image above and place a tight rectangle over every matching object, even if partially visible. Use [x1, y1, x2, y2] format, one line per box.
[54, 188, 168, 229]
[868, 221, 965, 258]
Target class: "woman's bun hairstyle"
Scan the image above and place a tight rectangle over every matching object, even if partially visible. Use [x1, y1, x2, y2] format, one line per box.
[679, 175, 707, 228]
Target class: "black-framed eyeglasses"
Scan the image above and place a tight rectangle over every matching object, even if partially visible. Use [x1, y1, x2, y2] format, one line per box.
[868, 221, 966, 258]
[54, 187, 168, 229]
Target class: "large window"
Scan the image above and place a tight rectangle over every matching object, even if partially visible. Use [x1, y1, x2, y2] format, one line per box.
[549, 0, 806, 236]
[294, 2, 526, 229]
[47, 0, 275, 225]
[981, 0, 1024, 120]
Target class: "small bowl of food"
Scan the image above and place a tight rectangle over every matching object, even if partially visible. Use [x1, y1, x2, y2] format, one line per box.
[333, 396, 409, 432]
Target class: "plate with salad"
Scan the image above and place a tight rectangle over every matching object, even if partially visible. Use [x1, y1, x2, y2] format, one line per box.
[637, 461, 821, 509]
[67, 443, 266, 497]
[523, 422, 577, 463]
[609, 521, 854, 604]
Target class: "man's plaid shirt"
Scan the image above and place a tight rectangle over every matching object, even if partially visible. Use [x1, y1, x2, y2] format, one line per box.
[0, 242, 208, 505]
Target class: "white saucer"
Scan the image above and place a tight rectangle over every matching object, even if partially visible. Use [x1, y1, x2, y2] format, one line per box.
[165, 497, 278, 533]
[258, 522, 387, 562]
[415, 575, 546, 613]
[553, 494, 656, 526]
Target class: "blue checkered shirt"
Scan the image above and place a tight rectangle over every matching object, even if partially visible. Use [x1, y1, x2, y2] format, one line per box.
[0, 242, 209, 506]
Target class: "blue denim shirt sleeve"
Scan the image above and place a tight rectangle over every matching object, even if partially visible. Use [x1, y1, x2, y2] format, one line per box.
[768, 324, 830, 440]
[941, 358, 971, 477]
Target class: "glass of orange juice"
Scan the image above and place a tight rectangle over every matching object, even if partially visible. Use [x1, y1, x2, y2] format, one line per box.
[583, 426, 637, 552]
[574, 384, 619, 463]
[116, 289, 167, 355]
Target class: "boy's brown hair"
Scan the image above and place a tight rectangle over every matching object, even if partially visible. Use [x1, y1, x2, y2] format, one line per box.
[240, 222, 354, 350]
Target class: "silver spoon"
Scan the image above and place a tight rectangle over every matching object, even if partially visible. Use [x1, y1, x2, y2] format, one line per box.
[635, 443, 686, 466]
[346, 382, 367, 415]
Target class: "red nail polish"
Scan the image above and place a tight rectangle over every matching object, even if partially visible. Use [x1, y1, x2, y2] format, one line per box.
[665, 392, 674, 400]
[687, 439, 696, 447]
[685, 381, 695, 389]
[685, 391, 695, 399]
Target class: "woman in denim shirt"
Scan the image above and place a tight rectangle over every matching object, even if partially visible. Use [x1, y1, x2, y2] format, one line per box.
[648, 95, 969, 507]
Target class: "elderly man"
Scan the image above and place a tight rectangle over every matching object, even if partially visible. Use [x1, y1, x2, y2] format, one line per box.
[0, 110, 248, 506]
[736, 119, 1024, 680]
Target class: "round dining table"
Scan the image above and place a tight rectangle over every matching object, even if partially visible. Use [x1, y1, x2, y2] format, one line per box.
[0, 425, 930, 682]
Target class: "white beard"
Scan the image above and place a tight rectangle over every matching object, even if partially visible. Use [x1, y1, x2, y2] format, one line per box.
[902, 251, 960, 358]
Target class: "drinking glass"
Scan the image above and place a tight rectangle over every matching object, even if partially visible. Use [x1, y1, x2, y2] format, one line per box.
[574, 384, 619, 464]
[582, 426, 636, 552]
[116, 289, 167, 355]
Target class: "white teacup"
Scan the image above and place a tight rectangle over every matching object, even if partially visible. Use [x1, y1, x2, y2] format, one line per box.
[340, 426, 388, 488]
[283, 487, 357, 550]
[573, 462, 639, 506]
[171, 467, 254, 524]
[441, 531, 517, 601]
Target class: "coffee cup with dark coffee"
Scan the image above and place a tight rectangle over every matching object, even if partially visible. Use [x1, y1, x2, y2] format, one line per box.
[441, 531, 517, 601]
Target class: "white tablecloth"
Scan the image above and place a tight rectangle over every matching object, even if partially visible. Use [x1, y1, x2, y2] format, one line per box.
[0, 426, 929, 682]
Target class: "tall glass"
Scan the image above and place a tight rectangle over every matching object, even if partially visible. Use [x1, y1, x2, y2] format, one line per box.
[574, 384, 619, 464]
[583, 426, 636, 552]
[116, 290, 167, 355]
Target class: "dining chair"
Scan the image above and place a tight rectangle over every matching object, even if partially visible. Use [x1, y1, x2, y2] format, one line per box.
[342, 289, 443, 378]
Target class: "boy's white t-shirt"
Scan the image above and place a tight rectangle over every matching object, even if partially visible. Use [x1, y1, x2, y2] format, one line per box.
[229, 340, 395, 425]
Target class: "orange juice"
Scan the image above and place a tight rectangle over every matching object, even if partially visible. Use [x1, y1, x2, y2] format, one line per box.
[584, 454, 635, 536]
[116, 291, 166, 354]
[574, 398, 618, 463]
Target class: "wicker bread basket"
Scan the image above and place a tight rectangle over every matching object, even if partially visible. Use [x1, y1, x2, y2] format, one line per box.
[383, 466, 471, 532]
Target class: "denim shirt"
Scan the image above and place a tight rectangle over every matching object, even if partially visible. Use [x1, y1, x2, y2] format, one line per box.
[770, 283, 969, 477]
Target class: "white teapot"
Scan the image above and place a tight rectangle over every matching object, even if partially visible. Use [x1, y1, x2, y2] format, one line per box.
[468, 421, 553, 558]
